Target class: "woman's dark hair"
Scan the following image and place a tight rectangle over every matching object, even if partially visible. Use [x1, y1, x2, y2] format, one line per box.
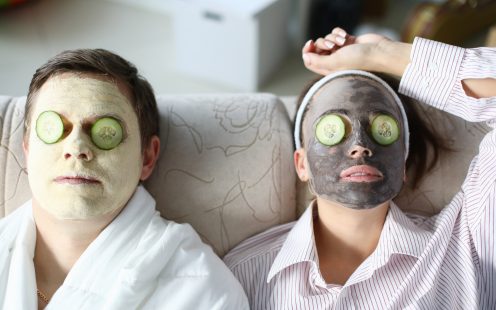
[296, 74, 451, 189]
[24, 48, 159, 151]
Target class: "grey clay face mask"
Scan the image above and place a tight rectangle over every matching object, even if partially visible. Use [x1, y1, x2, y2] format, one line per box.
[303, 76, 405, 209]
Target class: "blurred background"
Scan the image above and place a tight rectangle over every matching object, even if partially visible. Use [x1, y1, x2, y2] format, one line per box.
[0, 0, 495, 97]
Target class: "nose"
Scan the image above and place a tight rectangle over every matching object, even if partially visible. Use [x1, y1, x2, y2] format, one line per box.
[63, 129, 94, 161]
[347, 145, 373, 159]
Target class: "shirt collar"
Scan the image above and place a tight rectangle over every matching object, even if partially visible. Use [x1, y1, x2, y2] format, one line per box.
[376, 202, 433, 261]
[267, 200, 317, 283]
[267, 200, 433, 284]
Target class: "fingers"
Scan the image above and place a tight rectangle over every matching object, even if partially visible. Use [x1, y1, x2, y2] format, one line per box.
[311, 35, 344, 54]
[324, 34, 345, 46]
[314, 38, 334, 53]
[302, 39, 314, 54]
[301, 27, 356, 76]
[301, 27, 396, 75]
[303, 38, 334, 55]
[302, 40, 330, 74]
[326, 27, 348, 46]
[331, 27, 347, 37]
[301, 28, 348, 75]
[311, 27, 350, 53]
[302, 52, 332, 76]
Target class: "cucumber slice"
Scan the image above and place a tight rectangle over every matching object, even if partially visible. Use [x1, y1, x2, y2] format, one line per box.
[315, 114, 346, 146]
[36, 111, 64, 144]
[371, 114, 399, 145]
[91, 117, 123, 150]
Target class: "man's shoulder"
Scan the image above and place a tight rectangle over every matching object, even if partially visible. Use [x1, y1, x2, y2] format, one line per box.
[145, 217, 250, 308]
[224, 221, 295, 271]
[150, 215, 208, 255]
[147, 216, 226, 275]
[0, 204, 29, 244]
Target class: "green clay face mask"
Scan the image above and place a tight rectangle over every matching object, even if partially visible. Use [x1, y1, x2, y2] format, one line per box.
[27, 74, 143, 220]
[302, 76, 405, 209]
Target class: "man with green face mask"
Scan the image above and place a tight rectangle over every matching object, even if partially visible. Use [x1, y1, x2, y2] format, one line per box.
[225, 28, 496, 309]
[0, 49, 248, 309]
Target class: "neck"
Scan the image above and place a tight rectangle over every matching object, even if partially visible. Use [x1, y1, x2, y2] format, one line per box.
[32, 199, 121, 299]
[314, 197, 389, 284]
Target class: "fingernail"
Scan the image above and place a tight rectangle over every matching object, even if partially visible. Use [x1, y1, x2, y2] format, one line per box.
[305, 39, 312, 47]
[302, 53, 310, 65]
[336, 36, 346, 44]
[324, 40, 334, 49]
[338, 30, 347, 37]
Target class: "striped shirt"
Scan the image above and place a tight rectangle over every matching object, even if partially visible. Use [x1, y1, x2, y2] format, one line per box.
[224, 38, 496, 310]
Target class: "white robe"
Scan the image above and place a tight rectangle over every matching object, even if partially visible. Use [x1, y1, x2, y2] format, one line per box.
[0, 186, 248, 309]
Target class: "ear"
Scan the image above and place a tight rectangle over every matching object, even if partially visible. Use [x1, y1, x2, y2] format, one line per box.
[294, 148, 310, 182]
[140, 135, 160, 181]
[22, 139, 29, 171]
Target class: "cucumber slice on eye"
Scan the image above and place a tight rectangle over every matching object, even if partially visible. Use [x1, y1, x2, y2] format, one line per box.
[315, 114, 346, 146]
[35, 111, 64, 144]
[371, 114, 399, 145]
[91, 117, 123, 150]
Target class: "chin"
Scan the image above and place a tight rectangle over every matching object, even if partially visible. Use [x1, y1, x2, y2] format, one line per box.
[339, 201, 388, 210]
[321, 181, 401, 210]
[47, 198, 116, 220]
[319, 191, 394, 210]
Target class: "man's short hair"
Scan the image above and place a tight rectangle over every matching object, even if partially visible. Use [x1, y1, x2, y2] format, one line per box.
[24, 48, 159, 150]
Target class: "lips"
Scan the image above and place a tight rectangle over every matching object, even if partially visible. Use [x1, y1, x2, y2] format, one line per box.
[54, 175, 101, 185]
[339, 165, 383, 183]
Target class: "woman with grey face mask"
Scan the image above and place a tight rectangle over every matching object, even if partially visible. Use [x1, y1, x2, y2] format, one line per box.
[224, 27, 496, 309]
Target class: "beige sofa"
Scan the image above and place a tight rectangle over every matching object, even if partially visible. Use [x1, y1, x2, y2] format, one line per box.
[0, 94, 489, 257]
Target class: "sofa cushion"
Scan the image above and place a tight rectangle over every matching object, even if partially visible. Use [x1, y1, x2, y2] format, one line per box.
[394, 102, 490, 215]
[0, 96, 30, 217]
[0, 94, 297, 257]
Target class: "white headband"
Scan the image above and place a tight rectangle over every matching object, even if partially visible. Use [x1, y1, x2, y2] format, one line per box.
[294, 70, 409, 159]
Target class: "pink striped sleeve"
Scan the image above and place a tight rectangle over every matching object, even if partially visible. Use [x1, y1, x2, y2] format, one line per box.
[399, 37, 496, 123]
[399, 37, 465, 111]
[400, 38, 496, 306]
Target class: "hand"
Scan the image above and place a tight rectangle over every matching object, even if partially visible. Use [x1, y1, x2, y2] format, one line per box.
[302, 27, 410, 77]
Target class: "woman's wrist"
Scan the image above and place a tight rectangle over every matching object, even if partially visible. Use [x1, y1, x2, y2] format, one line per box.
[374, 40, 412, 77]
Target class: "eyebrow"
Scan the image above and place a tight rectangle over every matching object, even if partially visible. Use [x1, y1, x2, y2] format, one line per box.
[369, 109, 399, 116]
[320, 108, 349, 116]
[316, 108, 400, 123]
[86, 112, 125, 122]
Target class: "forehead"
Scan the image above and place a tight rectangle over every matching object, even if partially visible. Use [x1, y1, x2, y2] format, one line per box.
[308, 76, 400, 118]
[32, 73, 134, 118]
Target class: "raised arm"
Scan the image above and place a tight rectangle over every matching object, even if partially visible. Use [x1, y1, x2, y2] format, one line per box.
[302, 28, 496, 102]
